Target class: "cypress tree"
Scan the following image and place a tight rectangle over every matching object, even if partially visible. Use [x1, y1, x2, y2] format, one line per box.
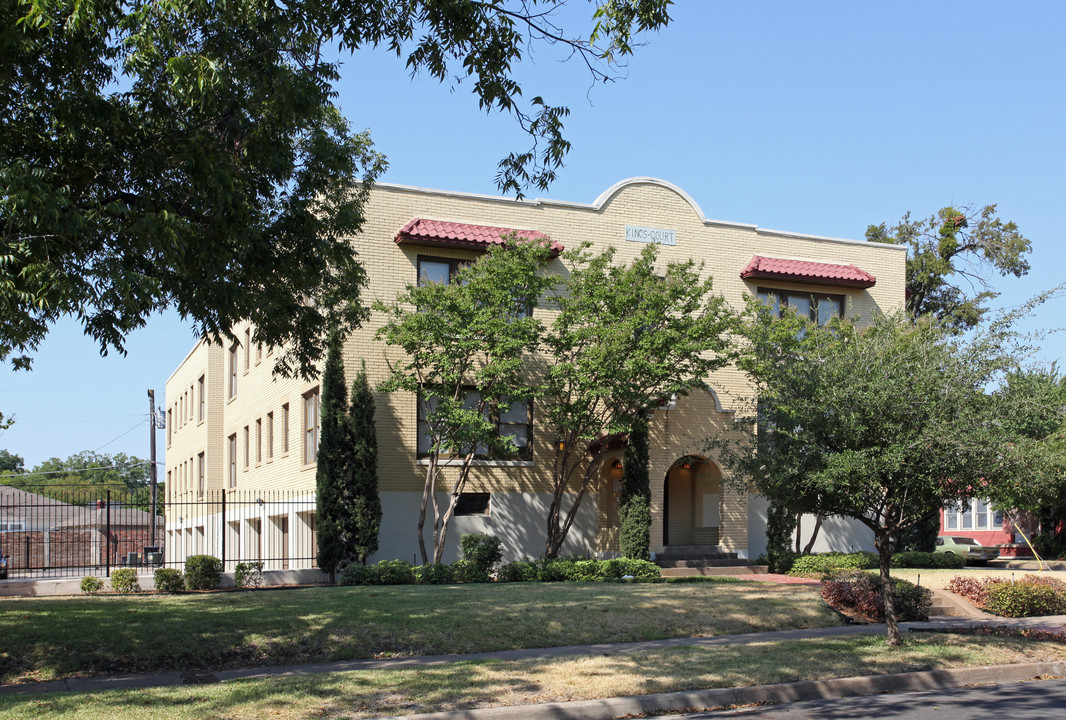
[315, 328, 349, 579]
[347, 363, 382, 564]
[619, 415, 651, 560]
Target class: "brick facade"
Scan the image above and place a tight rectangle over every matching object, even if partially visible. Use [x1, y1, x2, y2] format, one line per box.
[165, 177, 907, 564]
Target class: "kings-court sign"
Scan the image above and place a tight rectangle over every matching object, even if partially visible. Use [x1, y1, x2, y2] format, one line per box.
[625, 225, 676, 246]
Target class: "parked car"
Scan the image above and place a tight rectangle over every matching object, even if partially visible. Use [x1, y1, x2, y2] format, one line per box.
[935, 536, 998, 565]
[0, 549, 7, 580]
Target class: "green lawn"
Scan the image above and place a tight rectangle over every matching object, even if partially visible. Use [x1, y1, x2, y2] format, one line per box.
[4, 633, 1066, 720]
[0, 581, 841, 684]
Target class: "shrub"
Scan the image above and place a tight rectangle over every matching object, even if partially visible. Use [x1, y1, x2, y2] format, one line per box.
[983, 580, 1066, 618]
[110, 568, 141, 594]
[80, 576, 104, 595]
[184, 555, 223, 590]
[820, 570, 931, 622]
[563, 559, 601, 582]
[153, 568, 185, 593]
[599, 558, 662, 581]
[415, 563, 455, 584]
[459, 533, 503, 575]
[947, 575, 994, 606]
[339, 564, 376, 586]
[789, 552, 877, 577]
[891, 551, 965, 569]
[497, 560, 537, 582]
[534, 557, 575, 582]
[452, 558, 489, 583]
[375, 559, 416, 585]
[234, 561, 264, 589]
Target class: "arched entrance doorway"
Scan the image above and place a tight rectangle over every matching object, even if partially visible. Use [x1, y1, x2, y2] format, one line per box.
[663, 456, 722, 547]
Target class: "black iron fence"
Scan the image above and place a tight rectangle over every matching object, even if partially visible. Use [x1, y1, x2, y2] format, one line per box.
[0, 484, 317, 578]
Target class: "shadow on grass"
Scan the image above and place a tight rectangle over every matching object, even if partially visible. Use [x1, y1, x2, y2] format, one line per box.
[0, 581, 839, 684]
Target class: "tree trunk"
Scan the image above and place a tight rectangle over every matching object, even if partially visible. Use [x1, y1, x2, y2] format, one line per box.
[416, 461, 434, 565]
[875, 530, 902, 646]
[802, 515, 825, 554]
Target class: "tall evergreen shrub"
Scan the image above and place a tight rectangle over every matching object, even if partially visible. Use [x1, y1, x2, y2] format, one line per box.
[347, 363, 382, 564]
[619, 416, 651, 560]
[316, 328, 350, 578]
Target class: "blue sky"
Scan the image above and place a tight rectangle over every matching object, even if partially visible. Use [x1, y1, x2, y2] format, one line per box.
[2, 1, 1063, 469]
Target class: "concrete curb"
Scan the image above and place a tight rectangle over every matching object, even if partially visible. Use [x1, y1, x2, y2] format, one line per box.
[375, 661, 1066, 720]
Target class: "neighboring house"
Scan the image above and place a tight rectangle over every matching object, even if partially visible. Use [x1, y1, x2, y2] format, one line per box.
[0, 484, 163, 572]
[163, 177, 907, 567]
[940, 499, 1035, 557]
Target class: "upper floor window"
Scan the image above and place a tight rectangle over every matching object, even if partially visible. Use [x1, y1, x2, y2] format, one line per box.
[197, 375, 205, 421]
[418, 256, 464, 286]
[757, 288, 844, 326]
[228, 434, 237, 487]
[417, 391, 532, 460]
[229, 344, 238, 398]
[303, 388, 320, 465]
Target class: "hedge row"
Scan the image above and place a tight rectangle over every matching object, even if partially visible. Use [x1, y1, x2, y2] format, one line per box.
[890, 551, 966, 569]
[948, 574, 1066, 617]
[788, 552, 878, 576]
[339, 557, 662, 586]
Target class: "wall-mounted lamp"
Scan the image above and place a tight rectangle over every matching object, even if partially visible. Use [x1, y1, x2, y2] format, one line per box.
[611, 459, 622, 470]
[681, 461, 691, 470]
[557, 440, 565, 452]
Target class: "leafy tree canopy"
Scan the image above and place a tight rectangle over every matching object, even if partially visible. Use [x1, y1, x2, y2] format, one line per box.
[867, 205, 1031, 331]
[2, 0, 671, 375]
[1, 450, 150, 493]
[729, 305, 1041, 644]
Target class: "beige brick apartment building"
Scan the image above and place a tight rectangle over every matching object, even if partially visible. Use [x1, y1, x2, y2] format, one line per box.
[164, 177, 906, 568]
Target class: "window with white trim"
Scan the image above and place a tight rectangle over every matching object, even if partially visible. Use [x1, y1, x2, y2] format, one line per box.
[944, 499, 1003, 531]
[417, 391, 532, 460]
[303, 388, 320, 465]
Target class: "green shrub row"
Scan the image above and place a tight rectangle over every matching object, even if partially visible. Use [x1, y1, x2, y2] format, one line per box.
[339, 556, 662, 586]
[788, 552, 878, 576]
[890, 551, 965, 569]
[949, 573, 1066, 618]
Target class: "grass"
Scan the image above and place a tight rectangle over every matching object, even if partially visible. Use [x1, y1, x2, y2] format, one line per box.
[3, 633, 1066, 720]
[886, 568, 1066, 590]
[0, 581, 841, 684]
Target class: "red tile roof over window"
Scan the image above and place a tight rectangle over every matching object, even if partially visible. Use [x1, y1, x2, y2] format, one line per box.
[740, 255, 876, 289]
[396, 218, 564, 256]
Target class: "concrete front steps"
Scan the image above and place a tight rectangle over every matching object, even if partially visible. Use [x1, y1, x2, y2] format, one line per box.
[655, 545, 768, 577]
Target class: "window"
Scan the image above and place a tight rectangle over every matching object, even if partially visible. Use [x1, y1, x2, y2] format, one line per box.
[244, 327, 251, 371]
[255, 418, 262, 464]
[166, 408, 172, 446]
[281, 403, 290, 454]
[197, 452, 205, 497]
[304, 389, 320, 464]
[0, 521, 25, 532]
[944, 499, 1003, 531]
[266, 412, 274, 459]
[197, 375, 205, 422]
[417, 391, 532, 460]
[256, 342, 262, 364]
[229, 344, 238, 398]
[179, 394, 184, 426]
[228, 434, 237, 487]
[166, 470, 172, 500]
[454, 492, 490, 516]
[189, 384, 194, 420]
[244, 425, 250, 468]
[757, 288, 844, 326]
[417, 256, 464, 286]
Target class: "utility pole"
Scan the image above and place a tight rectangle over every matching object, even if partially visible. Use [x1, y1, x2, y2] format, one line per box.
[148, 389, 158, 547]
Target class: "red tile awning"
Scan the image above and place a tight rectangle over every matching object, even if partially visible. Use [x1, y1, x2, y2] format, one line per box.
[395, 219, 564, 257]
[740, 255, 876, 289]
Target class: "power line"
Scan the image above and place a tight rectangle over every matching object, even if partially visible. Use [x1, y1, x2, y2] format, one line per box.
[93, 419, 148, 452]
[5, 461, 152, 478]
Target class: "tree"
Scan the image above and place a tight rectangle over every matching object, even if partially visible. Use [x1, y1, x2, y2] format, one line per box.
[347, 363, 383, 565]
[618, 415, 651, 560]
[866, 205, 1031, 331]
[375, 237, 557, 564]
[2, 0, 672, 374]
[731, 307, 1034, 645]
[0, 449, 24, 474]
[316, 328, 351, 578]
[540, 244, 736, 558]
